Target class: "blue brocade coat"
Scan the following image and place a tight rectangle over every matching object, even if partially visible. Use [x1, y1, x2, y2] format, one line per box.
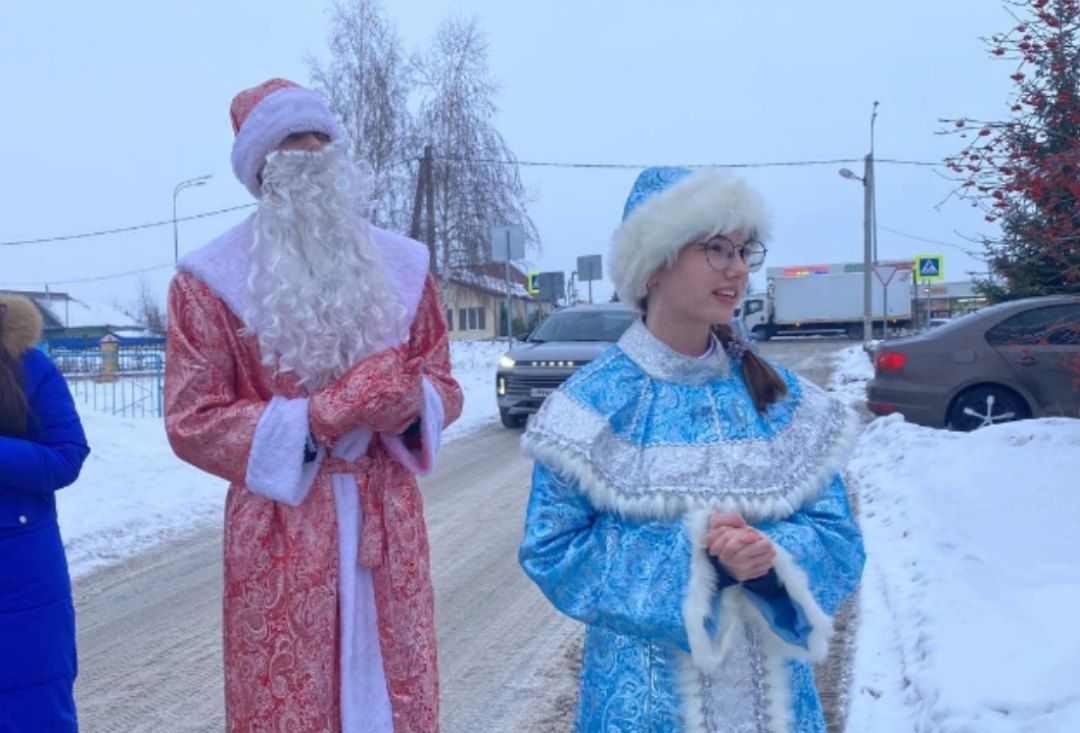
[0, 337, 89, 732]
[519, 320, 864, 733]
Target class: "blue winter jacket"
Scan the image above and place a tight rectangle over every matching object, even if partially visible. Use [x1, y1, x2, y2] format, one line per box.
[0, 348, 89, 527]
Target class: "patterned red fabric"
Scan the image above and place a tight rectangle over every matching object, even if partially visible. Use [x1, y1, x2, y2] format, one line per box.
[165, 272, 462, 732]
[230, 78, 300, 134]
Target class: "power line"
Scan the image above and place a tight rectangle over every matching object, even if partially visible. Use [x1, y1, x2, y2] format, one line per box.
[432, 156, 942, 170]
[878, 224, 980, 254]
[0, 203, 255, 247]
[1, 156, 943, 249]
[0, 262, 174, 287]
[877, 158, 942, 167]
[437, 156, 865, 169]
[4, 223, 977, 289]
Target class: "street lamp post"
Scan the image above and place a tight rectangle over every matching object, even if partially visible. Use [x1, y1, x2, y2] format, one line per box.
[839, 163, 874, 343]
[173, 175, 212, 264]
[838, 101, 879, 344]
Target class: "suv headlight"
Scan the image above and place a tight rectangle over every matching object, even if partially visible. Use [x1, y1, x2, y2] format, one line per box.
[498, 354, 516, 369]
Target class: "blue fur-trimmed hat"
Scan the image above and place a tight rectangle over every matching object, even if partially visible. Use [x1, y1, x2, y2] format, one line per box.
[610, 166, 771, 306]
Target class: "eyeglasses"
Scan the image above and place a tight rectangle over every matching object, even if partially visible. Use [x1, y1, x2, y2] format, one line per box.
[697, 235, 768, 273]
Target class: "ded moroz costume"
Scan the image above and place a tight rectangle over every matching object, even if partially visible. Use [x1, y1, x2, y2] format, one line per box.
[165, 79, 462, 732]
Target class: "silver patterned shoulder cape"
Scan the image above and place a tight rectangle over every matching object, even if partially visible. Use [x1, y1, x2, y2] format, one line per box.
[521, 319, 860, 522]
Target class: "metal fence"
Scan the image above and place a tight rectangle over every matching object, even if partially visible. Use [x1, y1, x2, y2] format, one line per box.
[54, 347, 165, 418]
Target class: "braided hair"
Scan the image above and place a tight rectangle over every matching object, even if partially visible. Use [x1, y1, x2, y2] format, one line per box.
[710, 323, 788, 413]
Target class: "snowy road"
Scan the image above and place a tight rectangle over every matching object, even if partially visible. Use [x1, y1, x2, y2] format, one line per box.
[73, 338, 857, 732]
[73, 425, 582, 732]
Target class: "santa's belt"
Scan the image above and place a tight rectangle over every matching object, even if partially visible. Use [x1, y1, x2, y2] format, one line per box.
[323, 455, 385, 570]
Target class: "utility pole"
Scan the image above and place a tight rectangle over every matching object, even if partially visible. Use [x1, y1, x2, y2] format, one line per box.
[862, 153, 874, 343]
[504, 230, 512, 344]
[869, 100, 879, 340]
[410, 146, 436, 275]
[424, 145, 436, 276]
[841, 102, 879, 344]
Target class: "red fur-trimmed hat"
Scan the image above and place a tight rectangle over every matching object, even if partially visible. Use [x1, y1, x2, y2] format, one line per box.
[229, 78, 342, 199]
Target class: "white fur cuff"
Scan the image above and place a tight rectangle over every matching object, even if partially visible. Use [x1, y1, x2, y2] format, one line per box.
[682, 508, 743, 673]
[379, 378, 445, 475]
[751, 543, 834, 663]
[246, 395, 322, 506]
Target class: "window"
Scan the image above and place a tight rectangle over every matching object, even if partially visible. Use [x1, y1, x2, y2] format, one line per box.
[446, 309, 453, 331]
[985, 304, 1080, 346]
[453, 306, 488, 331]
[530, 309, 638, 342]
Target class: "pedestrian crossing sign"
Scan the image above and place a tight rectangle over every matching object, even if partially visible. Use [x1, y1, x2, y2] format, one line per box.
[527, 272, 540, 295]
[915, 255, 944, 282]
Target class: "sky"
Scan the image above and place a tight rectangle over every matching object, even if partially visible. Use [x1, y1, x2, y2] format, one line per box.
[1, 1, 1018, 311]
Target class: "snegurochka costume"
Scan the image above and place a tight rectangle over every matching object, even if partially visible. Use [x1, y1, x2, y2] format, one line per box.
[519, 167, 865, 733]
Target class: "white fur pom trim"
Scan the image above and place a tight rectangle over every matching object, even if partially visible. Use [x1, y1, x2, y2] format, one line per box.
[230, 87, 342, 198]
[609, 169, 772, 305]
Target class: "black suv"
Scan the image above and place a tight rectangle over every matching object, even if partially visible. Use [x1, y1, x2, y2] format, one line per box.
[495, 303, 638, 427]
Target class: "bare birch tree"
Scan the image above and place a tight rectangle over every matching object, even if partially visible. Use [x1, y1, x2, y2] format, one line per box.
[309, 0, 414, 231]
[130, 278, 167, 336]
[414, 15, 538, 274]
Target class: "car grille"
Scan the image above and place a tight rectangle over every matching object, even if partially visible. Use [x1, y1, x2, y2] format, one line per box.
[505, 374, 569, 396]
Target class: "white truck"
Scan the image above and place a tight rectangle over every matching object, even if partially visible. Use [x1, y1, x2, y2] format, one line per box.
[738, 262, 913, 340]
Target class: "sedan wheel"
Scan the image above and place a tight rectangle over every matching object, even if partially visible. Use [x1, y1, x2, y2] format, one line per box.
[947, 386, 1028, 431]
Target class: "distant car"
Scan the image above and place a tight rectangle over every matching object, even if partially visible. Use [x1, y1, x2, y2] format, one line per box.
[496, 303, 638, 428]
[866, 295, 1080, 430]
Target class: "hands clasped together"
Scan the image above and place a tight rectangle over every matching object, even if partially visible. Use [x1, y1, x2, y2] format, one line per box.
[309, 347, 423, 444]
[704, 513, 776, 582]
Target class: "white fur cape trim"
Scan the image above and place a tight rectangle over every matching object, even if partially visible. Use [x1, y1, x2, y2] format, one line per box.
[177, 217, 429, 341]
[179, 219, 438, 478]
[609, 169, 772, 305]
[521, 384, 861, 525]
[231, 86, 342, 198]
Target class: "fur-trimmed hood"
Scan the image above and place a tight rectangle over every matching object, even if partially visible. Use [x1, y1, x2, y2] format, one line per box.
[0, 294, 44, 358]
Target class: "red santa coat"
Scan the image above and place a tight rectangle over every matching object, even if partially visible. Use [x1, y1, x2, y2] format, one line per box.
[164, 217, 462, 732]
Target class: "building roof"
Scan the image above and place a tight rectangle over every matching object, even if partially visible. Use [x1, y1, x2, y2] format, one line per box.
[1, 289, 141, 331]
[447, 264, 535, 300]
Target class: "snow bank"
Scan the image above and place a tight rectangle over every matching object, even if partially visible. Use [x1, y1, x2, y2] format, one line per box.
[826, 342, 874, 410]
[847, 415, 1080, 732]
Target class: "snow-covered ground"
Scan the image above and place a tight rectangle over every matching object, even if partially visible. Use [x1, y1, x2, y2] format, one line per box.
[829, 344, 1080, 732]
[826, 341, 876, 409]
[57, 338, 508, 577]
[846, 415, 1080, 732]
[57, 340, 1080, 731]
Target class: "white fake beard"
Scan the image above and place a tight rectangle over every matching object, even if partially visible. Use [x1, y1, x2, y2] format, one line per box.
[244, 140, 410, 390]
